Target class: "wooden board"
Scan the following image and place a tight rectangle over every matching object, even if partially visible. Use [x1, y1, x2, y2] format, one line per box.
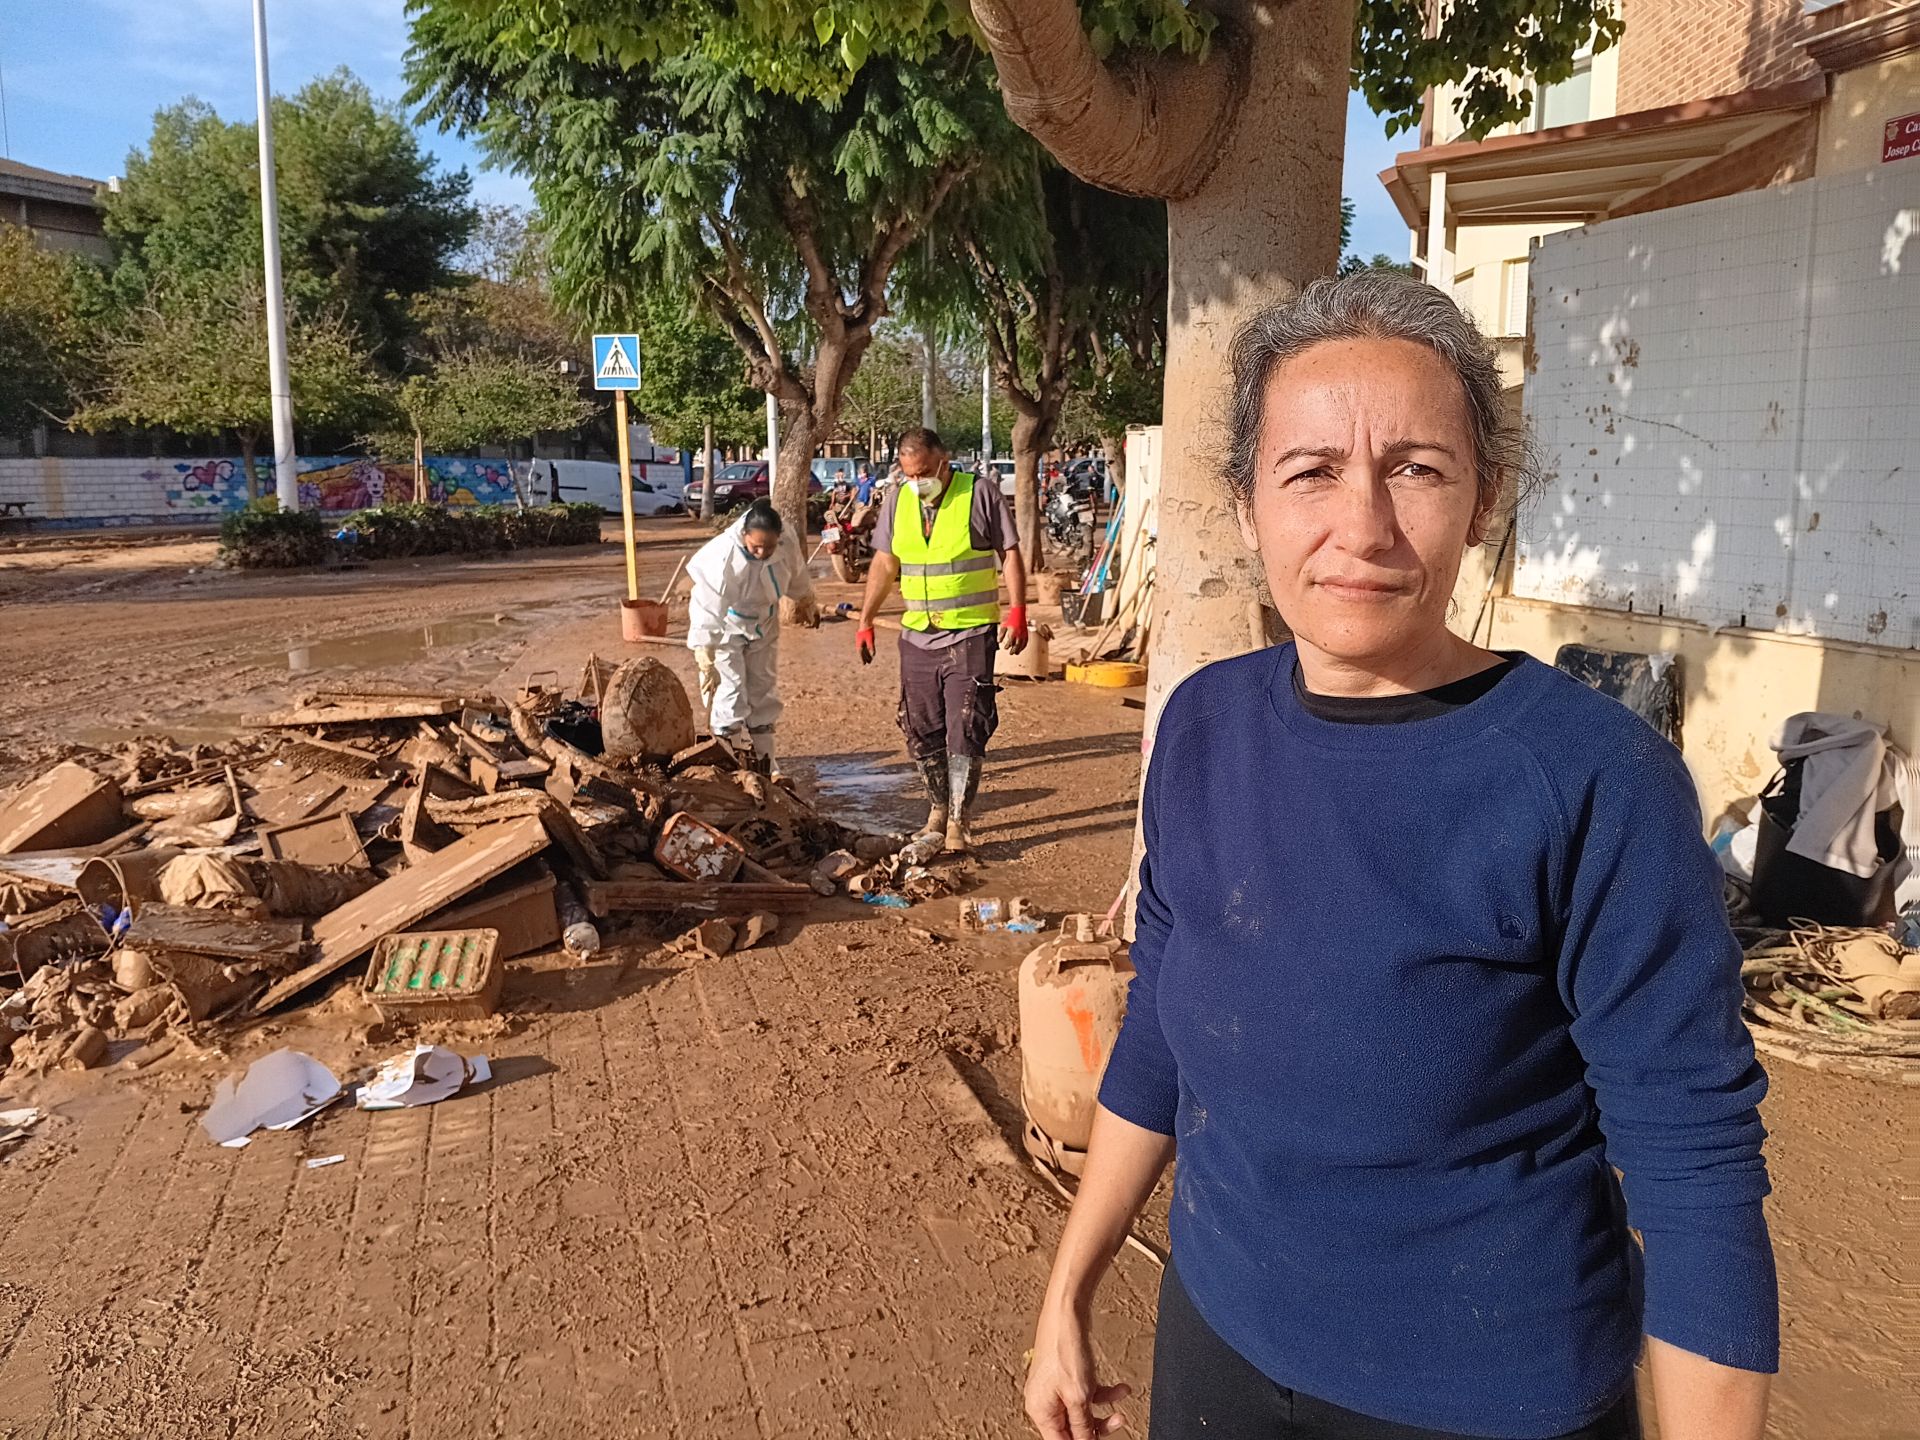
[582, 878, 813, 918]
[246, 771, 348, 827]
[425, 864, 560, 959]
[124, 903, 306, 963]
[0, 763, 124, 855]
[242, 697, 462, 726]
[258, 812, 369, 869]
[255, 815, 550, 1012]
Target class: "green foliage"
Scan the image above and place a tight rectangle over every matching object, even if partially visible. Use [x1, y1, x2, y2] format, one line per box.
[1355, 1, 1623, 139]
[1057, 346, 1162, 451]
[384, 348, 592, 456]
[79, 271, 390, 479]
[217, 499, 331, 567]
[635, 293, 761, 452]
[840, 332, 926, 450]
[220, 498, 602, 566]
[407, 2, 1609, 144]
[103, 70, 476, 366]
[0, 229, 89, 437]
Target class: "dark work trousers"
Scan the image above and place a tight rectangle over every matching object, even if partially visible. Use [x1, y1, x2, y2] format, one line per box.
[1150, 1260, 1643, 1440]
[896, 629, 1000, 761]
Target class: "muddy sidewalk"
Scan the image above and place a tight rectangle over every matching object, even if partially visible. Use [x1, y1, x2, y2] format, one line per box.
[0, 527, 1910, 1437]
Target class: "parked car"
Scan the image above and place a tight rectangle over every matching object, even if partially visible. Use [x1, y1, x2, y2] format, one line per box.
[529, 458, 683, 517]
[682, 461, 825, 515]
[986, 458, 1017, 498]
[811, 456, 869, 486]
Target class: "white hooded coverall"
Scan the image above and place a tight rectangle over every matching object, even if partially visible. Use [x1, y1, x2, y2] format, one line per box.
[684, 515, 815, 765]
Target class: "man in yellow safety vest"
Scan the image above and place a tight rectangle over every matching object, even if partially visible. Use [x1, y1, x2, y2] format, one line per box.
[856, 427, 1029, 854]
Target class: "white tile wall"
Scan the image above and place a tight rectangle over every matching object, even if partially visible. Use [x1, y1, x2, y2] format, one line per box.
[1518, 165, 1919, 649]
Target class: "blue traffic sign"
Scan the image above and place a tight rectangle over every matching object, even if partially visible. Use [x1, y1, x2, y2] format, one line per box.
[591, 334, 642, 391]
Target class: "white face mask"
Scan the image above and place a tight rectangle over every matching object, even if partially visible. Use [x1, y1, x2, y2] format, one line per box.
[910, 474, 944, 500]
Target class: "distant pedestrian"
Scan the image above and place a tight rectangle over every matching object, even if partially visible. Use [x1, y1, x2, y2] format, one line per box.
[1023, 272, 1775, 1440]
[685, 499, 815, 778]
[855, 428, 1028, 854]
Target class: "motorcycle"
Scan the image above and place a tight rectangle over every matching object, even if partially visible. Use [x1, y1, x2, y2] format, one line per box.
[1042, 475, 1094, 551]
[820, 485, 876, 584]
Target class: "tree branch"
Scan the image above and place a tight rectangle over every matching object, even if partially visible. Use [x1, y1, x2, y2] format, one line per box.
[968, 0, 1247, 200]
[854, 162, 968, 327]
[777, 183, 843, 329]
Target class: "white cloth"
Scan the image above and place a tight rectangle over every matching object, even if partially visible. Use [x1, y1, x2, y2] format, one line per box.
[1772, 713, 1913, 880]
[685, 516, 815, 648]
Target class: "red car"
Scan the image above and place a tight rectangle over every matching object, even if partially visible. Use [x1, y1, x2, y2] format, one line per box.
[683, 461, 825, 515]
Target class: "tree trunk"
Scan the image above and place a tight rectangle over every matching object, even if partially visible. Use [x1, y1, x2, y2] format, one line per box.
[920, 334, 938, 430]
[237, 433, 260, 503]
[773, 403, 817, 542]
[702, 419, 717, 522]
[972, 0, 1348, 730]
[1146, 4, 1347, 727]
[1010, 408, 1053, 576]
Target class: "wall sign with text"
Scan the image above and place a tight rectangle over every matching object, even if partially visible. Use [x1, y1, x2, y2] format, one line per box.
[1884, 112, 1920, 165]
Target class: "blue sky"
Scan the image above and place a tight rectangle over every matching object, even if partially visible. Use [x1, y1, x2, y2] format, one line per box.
[0, 2, 1412, 256]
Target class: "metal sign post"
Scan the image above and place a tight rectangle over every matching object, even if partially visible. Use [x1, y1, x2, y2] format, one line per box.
[592, 334, 643, 601]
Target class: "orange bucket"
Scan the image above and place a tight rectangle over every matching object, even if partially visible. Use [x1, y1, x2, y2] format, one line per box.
[621, 597, 668, 641]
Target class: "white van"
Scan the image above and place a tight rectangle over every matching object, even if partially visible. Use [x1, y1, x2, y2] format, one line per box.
[531, 459, 685, 516]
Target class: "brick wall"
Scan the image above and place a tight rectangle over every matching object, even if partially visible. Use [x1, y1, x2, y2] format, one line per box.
[1616, 0, 1820, 112]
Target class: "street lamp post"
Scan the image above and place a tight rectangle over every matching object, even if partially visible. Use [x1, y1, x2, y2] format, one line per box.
[251, 0, 299, 510]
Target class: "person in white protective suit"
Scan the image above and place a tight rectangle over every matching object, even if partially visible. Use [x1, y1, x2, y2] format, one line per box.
[685, 500, 816, 776]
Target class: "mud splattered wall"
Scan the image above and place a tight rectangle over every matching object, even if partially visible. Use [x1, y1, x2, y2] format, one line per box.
[1519, 164, 1919, 650]
[0, 454, 528, 528]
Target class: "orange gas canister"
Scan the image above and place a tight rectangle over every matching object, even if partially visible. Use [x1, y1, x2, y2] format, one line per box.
[1018, 935, 1134, 1177]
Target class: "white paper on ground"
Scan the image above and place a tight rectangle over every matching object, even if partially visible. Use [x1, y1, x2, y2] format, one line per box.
[306, 1154, 347, 1169]
[355, 1045, 489, 1111]
[201, 1049, 344, 1147]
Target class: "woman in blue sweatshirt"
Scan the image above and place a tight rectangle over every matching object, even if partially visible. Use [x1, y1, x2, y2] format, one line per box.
[1023, 272, 1776, 1440]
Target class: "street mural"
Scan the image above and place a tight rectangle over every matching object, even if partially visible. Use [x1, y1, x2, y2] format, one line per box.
[162, 455, 525, 514]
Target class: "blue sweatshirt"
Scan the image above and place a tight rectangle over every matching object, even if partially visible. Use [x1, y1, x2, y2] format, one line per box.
[1100, 645, 1777, 1439]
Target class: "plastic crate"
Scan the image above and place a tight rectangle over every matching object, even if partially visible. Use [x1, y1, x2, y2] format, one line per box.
[364, 929, 504, 1021]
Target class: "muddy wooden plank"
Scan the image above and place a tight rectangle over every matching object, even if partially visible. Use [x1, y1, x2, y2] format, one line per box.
[426, 863, 561, 958]
[0, 762, 124, 855]
[258, 812, 369, 869]
[425, 790, 605, 879]
[582, 878, 813, 917]
[245, 770, 347, 827]
[124, 903, 306, 962]
[241, 697, 462, 727]
[256, 815, 550, 1012]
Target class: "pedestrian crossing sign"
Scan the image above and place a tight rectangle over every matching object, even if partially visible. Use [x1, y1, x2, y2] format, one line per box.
[591, 334, 642, 390]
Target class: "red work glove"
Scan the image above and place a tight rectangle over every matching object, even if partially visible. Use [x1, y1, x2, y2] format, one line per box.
[1001, 605, 1030, 655]
[857, 627, 877, 665]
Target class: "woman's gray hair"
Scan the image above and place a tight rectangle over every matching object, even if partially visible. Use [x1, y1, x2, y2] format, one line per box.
[1221, 270, 1536, 520]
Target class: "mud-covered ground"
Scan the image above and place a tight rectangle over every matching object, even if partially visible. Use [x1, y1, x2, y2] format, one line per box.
[0, 522, 1908, 1437]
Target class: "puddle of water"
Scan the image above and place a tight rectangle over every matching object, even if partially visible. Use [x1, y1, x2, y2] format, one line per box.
[72, 712, 249, 748]
[793, 758, 923, 833]
[241, 602, 585, 676]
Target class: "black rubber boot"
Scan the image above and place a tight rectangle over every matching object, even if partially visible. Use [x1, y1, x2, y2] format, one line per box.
[909, 755, 950, 855]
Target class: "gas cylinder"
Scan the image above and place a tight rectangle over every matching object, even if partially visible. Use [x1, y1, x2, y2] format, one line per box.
[1018, 933, 1134, 1177]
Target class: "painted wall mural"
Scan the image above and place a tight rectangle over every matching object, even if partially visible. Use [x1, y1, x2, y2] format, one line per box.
[162, 455, 525, 515]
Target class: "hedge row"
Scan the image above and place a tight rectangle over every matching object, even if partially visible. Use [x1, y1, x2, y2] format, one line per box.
[218, 501, 605, 568]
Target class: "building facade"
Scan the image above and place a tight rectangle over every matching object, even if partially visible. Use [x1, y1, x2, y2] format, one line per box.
[0, 158, 110, 261]
[1377, 0, 1920, 827]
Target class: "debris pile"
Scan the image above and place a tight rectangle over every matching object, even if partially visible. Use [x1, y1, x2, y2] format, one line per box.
[1740, 920, 1920, 1080]
[0, 654, 914, 1081]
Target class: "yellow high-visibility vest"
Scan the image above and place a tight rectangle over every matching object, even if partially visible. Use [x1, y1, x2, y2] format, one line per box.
[893, 471, 1001, 632]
